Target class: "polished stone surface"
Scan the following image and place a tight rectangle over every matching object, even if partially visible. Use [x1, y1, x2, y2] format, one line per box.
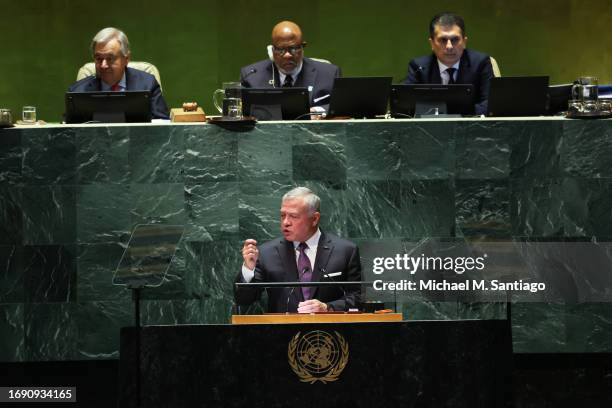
[1, 119, 612, 361]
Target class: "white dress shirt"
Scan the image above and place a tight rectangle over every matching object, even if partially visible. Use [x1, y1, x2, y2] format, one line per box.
[437, 60, 460, 85]
[100, 72, 127, 91]
[278, 61, 303, 87]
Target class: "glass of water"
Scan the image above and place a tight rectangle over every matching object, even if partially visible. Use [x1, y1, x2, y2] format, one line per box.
[598, 100, 611, 114]
[22, 106, 36, 123]
[567, 99, 583, 114]
[226, 97, 242, 119]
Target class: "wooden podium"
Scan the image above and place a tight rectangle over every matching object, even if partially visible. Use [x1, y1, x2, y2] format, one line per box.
[231, 312, 403, 325]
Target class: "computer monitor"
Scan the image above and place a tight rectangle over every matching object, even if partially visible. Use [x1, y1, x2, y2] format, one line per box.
[390, 84, 475, 117]
[65, 91, 152, 124]
[241, 87, 310, 120]
[547, 83, 573, 115]
[328, 76, 392, 118]
[487, 76, 549, 117]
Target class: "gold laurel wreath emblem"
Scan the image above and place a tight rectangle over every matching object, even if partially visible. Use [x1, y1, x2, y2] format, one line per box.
[288, 331, 349, 384]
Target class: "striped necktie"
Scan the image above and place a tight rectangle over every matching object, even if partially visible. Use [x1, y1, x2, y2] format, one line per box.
[297, 242, 313, 299]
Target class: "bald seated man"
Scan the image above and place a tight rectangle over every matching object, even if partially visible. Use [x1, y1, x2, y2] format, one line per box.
[240, 21, 341, 115]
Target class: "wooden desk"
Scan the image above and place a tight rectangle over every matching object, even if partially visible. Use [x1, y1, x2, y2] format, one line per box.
[231, 313, 403, 325]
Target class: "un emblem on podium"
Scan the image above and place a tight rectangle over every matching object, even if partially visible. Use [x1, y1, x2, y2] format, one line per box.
[288, 330, 349, 384]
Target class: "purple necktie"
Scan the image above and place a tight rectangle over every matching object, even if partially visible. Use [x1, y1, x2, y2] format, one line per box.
[297, 242, 313, 300]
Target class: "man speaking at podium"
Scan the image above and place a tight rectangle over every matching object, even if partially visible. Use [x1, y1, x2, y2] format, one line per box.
[235, 187, 362, 313]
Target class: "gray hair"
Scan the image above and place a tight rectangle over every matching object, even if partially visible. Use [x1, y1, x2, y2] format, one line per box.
[282, 187, 320, 215]
[91, 27, 130, 57]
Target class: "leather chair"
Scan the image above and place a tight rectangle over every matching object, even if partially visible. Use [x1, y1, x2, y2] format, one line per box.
[490, 57, 501, 77]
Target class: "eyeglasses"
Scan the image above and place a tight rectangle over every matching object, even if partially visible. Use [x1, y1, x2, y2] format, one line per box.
[272, 43, 306, 56]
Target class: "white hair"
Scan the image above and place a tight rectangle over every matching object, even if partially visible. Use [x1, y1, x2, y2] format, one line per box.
[91, 27, 130, 57]
[282, 186, 320, 215]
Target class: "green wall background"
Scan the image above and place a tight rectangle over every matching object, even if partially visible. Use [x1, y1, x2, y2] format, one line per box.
[1, 0, 611, 121]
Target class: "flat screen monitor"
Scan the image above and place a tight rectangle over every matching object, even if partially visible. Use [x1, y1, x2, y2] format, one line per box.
[389, 84, 475, 117]
[487, 76, 549, 117]
[65, 91, 152, 124]
[242, 87, 310, 120]
[547, 83, 572, 115]
[328, 76, 392, 118]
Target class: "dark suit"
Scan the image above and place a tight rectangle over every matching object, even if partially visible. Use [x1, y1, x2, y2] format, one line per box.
[68, 67, 169, 119]
[234, 231, 362, 313]
[240, 57, 341, 108]
[404, 49, 493, 115]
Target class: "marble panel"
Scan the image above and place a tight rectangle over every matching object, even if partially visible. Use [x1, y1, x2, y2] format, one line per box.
[23, 245, 76, 303]
[22, 185, 76, 245]
[21, 127, 76, 185]
[183, 125, 238, 183]
[75, 125, 130, 184]
[128, 125, 184, 184]
[0, 186, 22, 245]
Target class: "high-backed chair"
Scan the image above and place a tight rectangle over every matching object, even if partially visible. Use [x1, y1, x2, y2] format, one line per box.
[490, 57, 501, 77]
[76, 61, 163, 91]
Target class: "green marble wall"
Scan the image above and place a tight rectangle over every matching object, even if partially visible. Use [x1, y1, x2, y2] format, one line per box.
[1, 0, 611, 120]
[1, 119, 612, 362]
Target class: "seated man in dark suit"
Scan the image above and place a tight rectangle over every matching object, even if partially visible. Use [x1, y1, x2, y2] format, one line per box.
[240, 21, 341, 114]
[68, 27, 169, 119]
[235, 187, 362, 313]
[404, 12, 493, 115]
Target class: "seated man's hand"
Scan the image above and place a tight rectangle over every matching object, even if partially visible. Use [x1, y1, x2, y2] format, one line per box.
[297, 299, 328, 313]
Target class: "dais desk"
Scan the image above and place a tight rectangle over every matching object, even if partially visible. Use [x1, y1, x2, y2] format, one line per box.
[1, 117, 611, 363]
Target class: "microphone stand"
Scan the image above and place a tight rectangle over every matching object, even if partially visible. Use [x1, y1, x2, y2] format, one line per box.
[285, 267, 309, 313]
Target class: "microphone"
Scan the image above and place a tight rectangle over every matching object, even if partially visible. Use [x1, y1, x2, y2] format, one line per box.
[285, 267, 310, 313]
[270, 62, 276, 87]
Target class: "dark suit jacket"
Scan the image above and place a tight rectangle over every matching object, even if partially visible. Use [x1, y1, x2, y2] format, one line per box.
[68, 67, 170, 119]
[404, 49, 493, 115]
[234, 231, 362, 313]
[240, 57, 341, 108]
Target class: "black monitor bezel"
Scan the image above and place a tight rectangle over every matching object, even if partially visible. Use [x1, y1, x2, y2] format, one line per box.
[328, 76, 392, 118]
[390, 84, 475, 117]
[241, 87, 310, 120]
[65, 90, 152, 124]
